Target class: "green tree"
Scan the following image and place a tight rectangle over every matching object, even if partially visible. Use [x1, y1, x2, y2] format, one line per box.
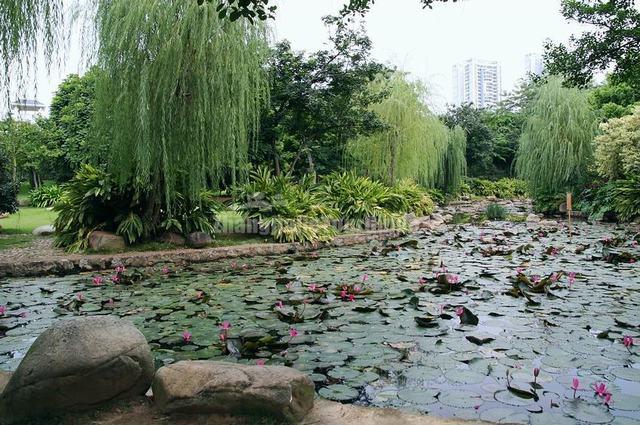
[544, 0, 640, 89]
[516, 77, 598, 199]
[0, 143, 18, 214]
[254, 17, 388, 177]
[590, 76, 640, 119]
[483, 107, 526, 176]
[47, 69, 102, 179]
[443, 104, 496, 178]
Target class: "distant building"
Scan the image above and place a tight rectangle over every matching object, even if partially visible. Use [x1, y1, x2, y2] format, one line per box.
[10, 98, 47, 122]
[524, 53, 545, 76]
[452, 59, 502, 108]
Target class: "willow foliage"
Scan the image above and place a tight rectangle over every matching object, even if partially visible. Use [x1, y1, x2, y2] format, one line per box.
[347, 73, 450, 189]
[441, 125, 467, 193]
[92, 0, 268, 206]
[516, 76, 597, 196]
[0, 0, 63, 97]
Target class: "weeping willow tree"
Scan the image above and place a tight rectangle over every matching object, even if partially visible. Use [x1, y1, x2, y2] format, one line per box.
[0, 0, 63, 99]
[93, 0, 269, 210]
[347, 73, 453, 189]
[515, 76, 597, 199]
[440, 125, 467, 193]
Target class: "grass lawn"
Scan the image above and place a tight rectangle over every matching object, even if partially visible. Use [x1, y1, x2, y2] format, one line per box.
[0, 234, 35, 250]
[0, 207, 58, 235]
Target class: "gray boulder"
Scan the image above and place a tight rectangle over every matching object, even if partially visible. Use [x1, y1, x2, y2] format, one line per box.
[186, 232, 213, 248]
[0, 316, 154, 423]
[32, 224, 55, 236]
[153, 361, 315, 422]
[0, 370, 11, 394]
[159, 232, 186, 246]
[88, 230, 126, 251]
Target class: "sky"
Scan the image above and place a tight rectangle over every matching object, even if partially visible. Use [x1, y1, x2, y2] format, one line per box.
[16, 0, 591, 115]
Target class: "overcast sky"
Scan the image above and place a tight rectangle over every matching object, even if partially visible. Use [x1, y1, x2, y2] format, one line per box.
[17, 0, 593, 114]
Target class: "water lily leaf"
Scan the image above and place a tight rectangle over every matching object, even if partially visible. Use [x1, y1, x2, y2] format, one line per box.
[318, 384, 359, 402]
[438, 389, 482, 408]
[414, 315, 439, 328]
[397, 388, 439, 404]
[458, 306, 479, 325]
[562, 398, 614, 424]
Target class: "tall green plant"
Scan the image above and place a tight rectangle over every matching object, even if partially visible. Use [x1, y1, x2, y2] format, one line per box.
[347, 73, 449, 189]
[93, 0, 268, 209]
[441, 126, 467, 193]
[516, 77, 597, 198]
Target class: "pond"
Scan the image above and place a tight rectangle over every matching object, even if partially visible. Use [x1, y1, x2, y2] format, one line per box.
[1, 220, 639, 424]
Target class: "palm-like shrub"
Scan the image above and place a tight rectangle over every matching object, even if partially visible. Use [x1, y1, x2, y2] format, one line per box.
[387, 180, 435, 217]
[320, 172, 408, 231]
[233, 167, 337, 244]
[29, 184, 63, 207]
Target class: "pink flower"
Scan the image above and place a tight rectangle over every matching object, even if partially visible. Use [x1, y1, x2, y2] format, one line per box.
[340, 290, 347, 299]
[418, 277, 426, 286]
[219, 333, 226, 342]
[111, 274, 120, 283]
[623, 335, 634, 348]
[219, 321, 231, 331]
[348, 294, 355, 302]
[516, 267, 525, 275]
[256, 359, 266, 367]
[568, 272, 576, 286]
[455, 306, 464, 317]
[289, 328, 299, 338]
[275, 301, 284, 309]
[195, 291, 204, 300]
[353, 285, 361, 293]
[361, 274, 369, 282]
[182, 330, 192, 343]
[533, 367, 540, 378]
[19, 311, 27, 318]
[75, 293, 85, 301]
[632, 240, 638, 247]
[308, 284, 317, 292]
[162, 266, 170, 274]
[550, 248, 559, 256]
[0, 305, 6, 315]
[531, 275, 541, 283]
[630, 258, 636, 263]
[571, 377, 580, 398]
[604, 393, 612, 407]
[594, 382, 609, 398]
[105, 298, 114, 308]
[92, 276, 103, 286]
[446, 274, 460, 285]
[115, 264, 125, 273]
[550, 272, 559, 283]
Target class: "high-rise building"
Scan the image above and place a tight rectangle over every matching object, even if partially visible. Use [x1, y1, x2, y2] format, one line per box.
[524, 53, 545, 76]
[452, 59, 502, 108]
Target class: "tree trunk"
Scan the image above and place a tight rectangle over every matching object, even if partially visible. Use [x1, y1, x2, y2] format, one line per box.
[306, 150, 316, 184]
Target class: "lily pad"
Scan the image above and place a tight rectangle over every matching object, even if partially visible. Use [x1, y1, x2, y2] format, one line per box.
[318, 384, 360, 402]
[562, 399, 614, 424]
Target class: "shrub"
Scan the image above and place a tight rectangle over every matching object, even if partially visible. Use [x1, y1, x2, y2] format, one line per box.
[54, 165, 221, 251]
[321, 172, 408, 231]
[29, 184, 63, 207]
[485, 203, 507, 220]
[386, 180, 435, 217]
[464, 178, 528, 199]
[233, 167, 337, 244]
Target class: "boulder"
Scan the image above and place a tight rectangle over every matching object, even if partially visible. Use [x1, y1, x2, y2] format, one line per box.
[186, 232, 213, 248]
[525, 213, 541, 223]
[0, 316, 154, 423]
[159, 232, 186, 246]
[559, 202, 567, 214]
[32, 224, 55, 236]
[88, 231, 126, 251]
[152, 361, 315, 422]
[0, 370, 11, 394]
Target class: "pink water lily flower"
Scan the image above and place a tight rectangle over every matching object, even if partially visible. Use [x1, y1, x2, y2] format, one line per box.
[623, 336, 634, 353]
[516, 267, 525, 275]
[275, 301, 284, 309]
[0, 305, 6, 315]
[550, 272, 559, 283]
[604, 393, 612, 407]
[162, 266, 170, 274]
[533, 367, 540, 380]
[92, 276, 104, 286]
[219, 333, 226, 342]
[340, 290, 347, 299]
[182, 330, 192, 343]
[115, 264, 125, 273]
[105, 298, 114, 308]
[571, 377, 580, 398]
[531, 275, 541, 284]
[75, 293, 85, 301]
[353, 285, 361, 293]
[289, 328, 299, 338]
[418, 277, 426, 286]
[308, 284, 318, 292]
[219, 321, 232, 331]
[632, 240, 638, 247]
[348, 294, 355, 302]
[568, 272, 576, 287]
[594, 382, 609, 398]
[361, 274, 369, 282]
[455, 306, 464, 317]
[446, 274, 460, 285]
[256, 359, 266, 367]
[111, 274, 120, 283]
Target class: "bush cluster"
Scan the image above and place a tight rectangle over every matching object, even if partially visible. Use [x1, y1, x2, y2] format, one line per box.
[461, 178, 528, 199]
[29, 184, 64, 208]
